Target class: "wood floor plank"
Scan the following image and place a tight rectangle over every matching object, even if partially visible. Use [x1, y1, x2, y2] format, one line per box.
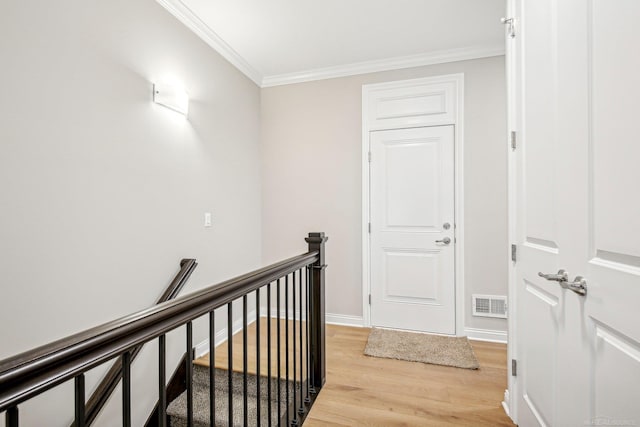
[196, 321, 515, 426]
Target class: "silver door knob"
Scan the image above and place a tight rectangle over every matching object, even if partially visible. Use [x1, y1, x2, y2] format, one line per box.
[436, 237, 451, 245]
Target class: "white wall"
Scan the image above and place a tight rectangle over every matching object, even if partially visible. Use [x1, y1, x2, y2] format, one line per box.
[261, 56, 508, 333]
[0, 0, 261, 425]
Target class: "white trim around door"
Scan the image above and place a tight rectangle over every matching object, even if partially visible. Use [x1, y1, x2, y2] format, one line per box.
[505, 0, 518, 421]
[361, 73, 465, 336]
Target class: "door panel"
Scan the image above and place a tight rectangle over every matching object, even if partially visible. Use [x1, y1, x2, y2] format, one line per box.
[515, 0, 563, 425]
[370, 126, 455, 334]
[521, 278, 558, 427]
[591, 0, 640, 260]
[384, 250, 440, 302]
[592, 323, 640, 421]
[384, 140, 439, 228]
[366, 82, 457, 131]
[584, 1, 640, 424]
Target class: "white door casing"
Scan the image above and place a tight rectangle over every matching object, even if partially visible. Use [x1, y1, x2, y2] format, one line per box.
[361, 74, 464, 334]
[508, 0, 640, 425]
[370, 126, 455, 334]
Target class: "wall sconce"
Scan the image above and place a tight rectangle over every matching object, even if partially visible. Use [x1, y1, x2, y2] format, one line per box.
[153, 83, 189, 116]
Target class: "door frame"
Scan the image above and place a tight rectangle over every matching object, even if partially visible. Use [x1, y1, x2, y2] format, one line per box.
[505, 0, 518, 421]
[361, 73, 465, 336]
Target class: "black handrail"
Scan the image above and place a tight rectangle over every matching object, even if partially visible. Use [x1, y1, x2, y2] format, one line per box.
[0, 250, 319, 413]
[155, 258, 199, 304]
[73, 258, 198, 427]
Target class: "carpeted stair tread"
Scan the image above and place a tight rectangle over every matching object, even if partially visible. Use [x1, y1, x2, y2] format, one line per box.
[167, 365, 295, 427]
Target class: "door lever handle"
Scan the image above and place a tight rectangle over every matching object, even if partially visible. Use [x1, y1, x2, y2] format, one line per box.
[560, 276, 587, 296]
[538, 269, 569, 282]
[538, 270, 587, 296]
[435, 237, 451, 245]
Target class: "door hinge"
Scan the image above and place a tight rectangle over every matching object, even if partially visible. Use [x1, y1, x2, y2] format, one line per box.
[368, 151, 372, 162]
[512, 359, 517, 376]
[510, 131, 517, 150]
[368, 294, 371, 305]
[502, 17, 516, 38]
[368, 222, 371, 233]
[511, 244, 517, 262]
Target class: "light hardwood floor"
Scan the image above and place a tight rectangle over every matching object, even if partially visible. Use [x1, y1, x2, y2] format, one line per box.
[196, 320, 514, 426]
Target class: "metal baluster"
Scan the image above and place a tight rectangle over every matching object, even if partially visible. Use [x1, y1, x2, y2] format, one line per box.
[122, 351, 131, 427]
[285, 275, 290, 426]
[209, 311, 216, 426]
[6, 406, 18, 427]
[159, 335, 167, 427]
[186, 321, 193, 427]
[267, 282, 273, 426]
[298, 268, 304, 415]
[256, 288, 261, 425]
[292, 271, 298, 425]
[277, 279, 282, 427]
[243, 295, 249, 426]
[304, 266, 311, 404]
[228, 303, 234, 425]
[74, 374, 85, 427]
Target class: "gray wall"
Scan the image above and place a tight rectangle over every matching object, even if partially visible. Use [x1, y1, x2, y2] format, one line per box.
[0, 1, 261, 425]
[261, 56, 508, 333]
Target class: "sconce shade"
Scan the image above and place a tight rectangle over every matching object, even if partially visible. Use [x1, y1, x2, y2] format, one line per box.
[153, 83, 189, 116]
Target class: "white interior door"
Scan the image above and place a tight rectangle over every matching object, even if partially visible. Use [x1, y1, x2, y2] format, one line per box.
[512, 0, 640, 425]
[370, 125, 455, 334]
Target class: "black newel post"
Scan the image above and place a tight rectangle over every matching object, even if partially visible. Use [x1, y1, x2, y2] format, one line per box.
[306, 232, 328, 390]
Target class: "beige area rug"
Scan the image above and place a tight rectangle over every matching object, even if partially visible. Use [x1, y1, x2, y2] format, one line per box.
[364, 328, 480, 369]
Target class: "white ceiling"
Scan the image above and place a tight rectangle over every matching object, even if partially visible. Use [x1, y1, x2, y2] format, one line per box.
[158, 0, 506, 86]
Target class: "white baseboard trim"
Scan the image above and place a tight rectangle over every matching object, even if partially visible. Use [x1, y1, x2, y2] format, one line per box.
[464, 327, 508, 343]
[194, 309, 365, 358]
[502, 389, 511, 418]
[260, 310, 364, 328]
[325, 313, 365, 327]
[194, 308, 257, 359]
[264, 309, 304, 320]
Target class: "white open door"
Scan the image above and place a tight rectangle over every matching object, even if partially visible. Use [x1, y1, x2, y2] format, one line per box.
[511, 0, 640, 425]
[370, 125, 455, 334]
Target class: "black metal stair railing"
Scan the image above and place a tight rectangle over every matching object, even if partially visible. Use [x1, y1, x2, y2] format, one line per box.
[71, 258, 197, 427]
[0, 232, 327, 427]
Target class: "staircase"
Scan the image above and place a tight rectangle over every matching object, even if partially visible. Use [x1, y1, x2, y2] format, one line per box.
[167, 365, 295, 426]
[0, 232, 327, 427]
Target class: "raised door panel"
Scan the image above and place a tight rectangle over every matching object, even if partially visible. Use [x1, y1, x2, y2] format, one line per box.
[521, 279, 559, 427]
[383, 249, 441, 304]
[592, 323, 640, 423]
[585, 2, 640, 424]
[383, 138, 441, 231]
[368, 82, 457, 130]
[516, 0, 562, 425]
[522, 0, 558, 251]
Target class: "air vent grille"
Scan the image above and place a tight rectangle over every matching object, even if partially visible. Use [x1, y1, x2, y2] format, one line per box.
[472, 294, 508, 318]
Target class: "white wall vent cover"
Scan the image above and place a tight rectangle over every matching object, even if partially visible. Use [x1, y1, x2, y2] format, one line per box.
[472, 294, 508, 318]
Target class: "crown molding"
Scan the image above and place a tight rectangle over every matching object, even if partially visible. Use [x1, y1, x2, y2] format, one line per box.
[155, 2, 504, 89]
[261, 45, 505, 87]
[155, 0, 263, 86]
